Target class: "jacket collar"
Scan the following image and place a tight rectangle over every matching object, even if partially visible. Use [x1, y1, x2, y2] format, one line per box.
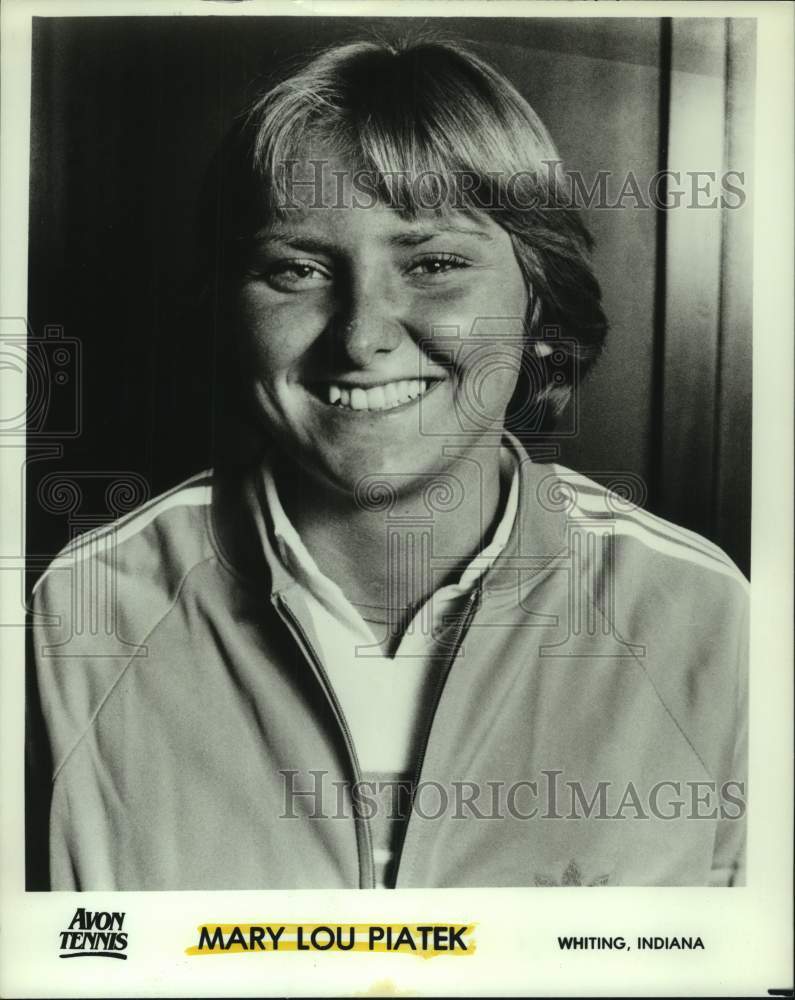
[486, 431, 570, 592]
[209, 433, 569, 598]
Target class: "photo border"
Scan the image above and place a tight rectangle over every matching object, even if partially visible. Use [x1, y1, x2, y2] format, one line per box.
[1, 1, 792, 996]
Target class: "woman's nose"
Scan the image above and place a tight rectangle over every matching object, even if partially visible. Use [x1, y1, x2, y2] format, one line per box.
[336, 284, 403, 368]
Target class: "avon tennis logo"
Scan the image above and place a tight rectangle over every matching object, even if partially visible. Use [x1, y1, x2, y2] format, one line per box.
[59, 908, 128, 960]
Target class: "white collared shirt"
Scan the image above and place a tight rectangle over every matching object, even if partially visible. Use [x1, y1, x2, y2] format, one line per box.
[257, 445, 520, 777]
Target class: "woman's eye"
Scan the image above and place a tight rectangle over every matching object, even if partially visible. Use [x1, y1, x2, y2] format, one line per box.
[257, 260, 331, 290]
[407, 254, 470, 278]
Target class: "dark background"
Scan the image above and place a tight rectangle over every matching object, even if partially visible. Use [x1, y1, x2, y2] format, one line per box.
[26, 15, 755, 575]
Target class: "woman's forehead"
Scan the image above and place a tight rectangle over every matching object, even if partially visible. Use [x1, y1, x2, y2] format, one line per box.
[263, 153, 502, 229]
[254, 200, 503, 247]
[261, 133, 500, 215]
[275, 150, 441, 208]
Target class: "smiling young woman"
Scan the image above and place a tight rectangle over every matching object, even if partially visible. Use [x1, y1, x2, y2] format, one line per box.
[29, 37, 748, 892]
[235, 186, 529, 626]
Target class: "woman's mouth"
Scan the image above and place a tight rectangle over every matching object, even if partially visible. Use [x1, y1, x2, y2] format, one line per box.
[308, 378, 442, 413]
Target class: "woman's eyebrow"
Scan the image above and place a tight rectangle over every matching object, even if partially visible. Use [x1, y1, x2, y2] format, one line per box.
[251, 231, 339, 253]
[251, 224, 495, 251]
[389, 226, 495, 246]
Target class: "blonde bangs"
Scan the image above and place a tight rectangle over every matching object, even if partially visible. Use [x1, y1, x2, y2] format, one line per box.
[247, 39, 558, 221]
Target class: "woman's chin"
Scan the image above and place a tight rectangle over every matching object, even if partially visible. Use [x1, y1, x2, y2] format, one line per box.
[278, 443, 457, 510]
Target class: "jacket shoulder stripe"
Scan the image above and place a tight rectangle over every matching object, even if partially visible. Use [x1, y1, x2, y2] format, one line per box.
[570, 481, 730, 566]
[569, 494, 748, 591]
[33, 473, 213, 594]
[63, 469, 213, 553]
[551, 469, 738, 566]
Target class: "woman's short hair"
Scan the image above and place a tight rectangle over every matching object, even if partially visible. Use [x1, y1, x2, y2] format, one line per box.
[212, 36, 608, 424]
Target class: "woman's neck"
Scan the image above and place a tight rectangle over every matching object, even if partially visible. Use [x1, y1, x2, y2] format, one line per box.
[272, 450, 510, 612]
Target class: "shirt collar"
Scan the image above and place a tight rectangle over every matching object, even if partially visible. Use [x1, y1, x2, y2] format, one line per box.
[256, 439, 521, 615]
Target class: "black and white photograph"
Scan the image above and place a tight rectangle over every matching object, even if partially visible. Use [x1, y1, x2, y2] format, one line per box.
[1, 0, 792, 996]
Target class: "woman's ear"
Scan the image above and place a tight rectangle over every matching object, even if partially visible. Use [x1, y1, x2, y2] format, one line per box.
[534, 340, 554, 357]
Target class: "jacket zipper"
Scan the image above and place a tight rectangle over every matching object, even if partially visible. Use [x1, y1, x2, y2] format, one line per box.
[396, 585, 482, 881]
[274, 593, 376, 889]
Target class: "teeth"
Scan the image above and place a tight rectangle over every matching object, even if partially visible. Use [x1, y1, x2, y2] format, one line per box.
[366, 385, 386, 409]
[321, 379, 434, 411]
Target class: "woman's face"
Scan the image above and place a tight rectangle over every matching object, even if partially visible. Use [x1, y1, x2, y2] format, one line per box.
[233, 159, 529, 497]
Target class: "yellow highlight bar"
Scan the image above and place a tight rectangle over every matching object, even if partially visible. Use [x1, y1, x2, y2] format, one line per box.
[186, 922, 476, 959]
